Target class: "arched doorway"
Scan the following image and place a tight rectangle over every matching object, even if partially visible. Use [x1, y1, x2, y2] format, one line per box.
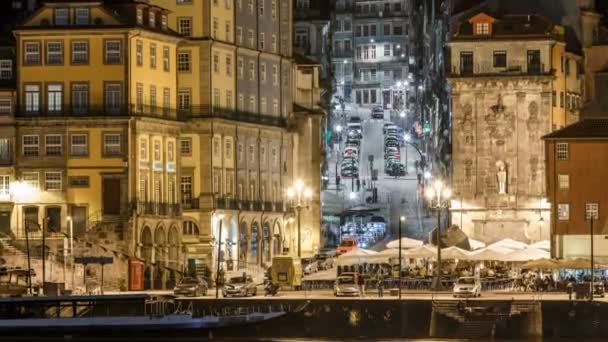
[272, 221, 282, 257]
[250, 222, 259, 266]
[154, 226, 166, 289]
[238, 221, 248, 269]
[262, 222, 271, 264]
[167, 226, 180, 288]
[140, 226, 153, 289]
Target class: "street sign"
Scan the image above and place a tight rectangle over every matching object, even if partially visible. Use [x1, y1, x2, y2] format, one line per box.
[74, 256, 114, 265]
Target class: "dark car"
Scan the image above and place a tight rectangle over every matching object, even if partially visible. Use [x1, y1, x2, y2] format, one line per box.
[173, 277, 208, 297]
[371, 107, 384, 119]
[349, 116, 361, 123]
[387, 163, 406, 176]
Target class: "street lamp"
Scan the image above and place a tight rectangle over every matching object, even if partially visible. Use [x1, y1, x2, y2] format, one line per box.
[66, 216, 75, 292]
[425, 180, 452, 291]
[286, 180, 312, 258]
[335, 125, 343, 191]
[398, 215, 406, 300]
[215, 213, 225, 298]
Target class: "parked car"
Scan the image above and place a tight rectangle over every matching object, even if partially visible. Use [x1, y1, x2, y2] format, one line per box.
[334, 276, 360, 297]
[453, 276, 481, 298]
[173, 277, 208, 297]
[345, 139, 360, 148]
[222, 275, 258, 297]
[343, 147, 359, 158]
[315, 253, 335, 270]
[337, 237, 358, 255]
[371, 107, 384, 119]
[348, 116, 361, 123]
[383, 123, 397, 134]
[387, 163, 406, 177]
[302, 257, 319, 275]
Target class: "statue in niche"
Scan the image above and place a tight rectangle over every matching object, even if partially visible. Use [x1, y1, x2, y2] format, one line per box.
[496, 160, 507, 194]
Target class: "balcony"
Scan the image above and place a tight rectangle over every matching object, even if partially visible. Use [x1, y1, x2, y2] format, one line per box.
[181, 197, 200, 210]
[137, 201, 181, 217]
[215, 196, 238, 210]
[354, 9, 404, 19]
[16, 104, 288, 127]
[450, 61, 549, 78]
[333, 48, 354, 58]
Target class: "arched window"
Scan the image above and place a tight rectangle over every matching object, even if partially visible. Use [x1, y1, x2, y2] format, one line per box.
[182, 221, 199, 235]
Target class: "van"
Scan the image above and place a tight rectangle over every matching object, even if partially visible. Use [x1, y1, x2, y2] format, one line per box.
[337, 237, 358, 255]
[270, 256, 302, 290]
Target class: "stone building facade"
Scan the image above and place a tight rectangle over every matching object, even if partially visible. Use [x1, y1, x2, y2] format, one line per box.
[448, 13, 583, 244]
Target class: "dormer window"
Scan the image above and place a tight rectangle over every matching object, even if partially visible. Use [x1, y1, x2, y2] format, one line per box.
[161, 15, 167, 30]
[75, 8, 90, 25]
[476, 22, 490, 35]
[54, 8, 69, 25]
[149, 11, 156, 28]
[137, 8, 143, 25]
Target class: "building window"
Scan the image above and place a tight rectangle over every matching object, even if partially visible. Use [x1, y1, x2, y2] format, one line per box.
[103, 133, 121, 156]
[177, 51, 190, 72]
[75, 8, 90, 25]
[560, 91, 564, 108]
[248, 61, 255, 80]
[0, 60, 11, 79]
[238, 94, 244, 110]
[135, 83, 143, 112]
[24, 42, 40, 65]
[225, 21, 231, 41]
[493, 50, 506, 68]
[557, 203, 569, 220]
[0, 98, 11, 114]
[69, 176, 89, 188]
[150, 43, 156, 68]
[272, 99, 278, 115]
[213, 53, 219, 73]
[556, 143, 568, 161]
[586, 203, 599, 220]
[136, 40, 143, 66]
[104, 83, 122, 113]
[70, 134, 87, 156]
[71, 40, 88, 64]
[556, 174, 569, 190]
[162, 15, 167, 30]
[149, 11, 156, 28]
[139, 139, 147, 160]
[104, 40, 121, 64]
[180, 138, 192, 155]
[226, 90, 232, 109]
[24, 84, 40, 113]
[259, 0, 264, 15]
[22, 172, 39, 191]
[460, 51, 473, 75]
[237, 58, 244, 78]
[260, 97, 267, 113]
[163, 47, 170, 71]
[384, 44, 391, 57]
[54, 8, 69, 25]
[46, 84, 63, 113]
[178, 89, 191, 111]
[475, 22, 490, 35]
[22, 135, 39, 156]
[213, 17, 219, 38]
[226, 55, 232, 76]
[272, 65, 278, 85]
[236, 27, 243, 44]
[181, 176, 192, 204]
[45, 135, 62, 156]
[153, 141, 161, 161]
[178, 17, 192, 37]
[46, 41, 63, 65]
[260, 63, 266, 82]
[552, 91, 556, 107]
[163, 88, 170, 114]
[213, 89, 220, 110]
[271, 0, 276, 18]
[137, 8, 143, 24]
[45, 172, 62, 191]
[167, 141, 175, 162]
[260, 32, 265, 50]
[271, 34, 277, 52]
[0, 175, 9, 198]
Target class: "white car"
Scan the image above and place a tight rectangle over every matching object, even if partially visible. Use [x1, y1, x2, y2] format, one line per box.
[302, 258, 318, 274]
[334, 276, 360, 297]
[453, 276, 481, 298]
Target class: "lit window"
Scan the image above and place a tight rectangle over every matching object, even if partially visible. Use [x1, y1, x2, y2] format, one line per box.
[0, 98, 11, 114]
[557, 203, 569, 220]
[103, 133, 121, 156]
[22, 135, 39, 156]
[45, 172, 62, 191]
[586, 203, 599, 220]
[163, 46, 170, 71]
[178, 17, 192, 37]
[475, 22, 490, 35]
[180, 138, 192, 155]
[45, 135, 62, 156]
[70, 134, 87, 156]
[24, 42, 40, 65]
[149, 11, 156, 28]
[0, 175, 9, 197]
[24, 84, 40, 113]
[0, 60, 12, 79]
[46, 41, 63, 65]
[558, 174, 569, 190]
[71, 40, 88, 64]
[178, 51, 190, 72]
[556, 143, 568, 161]
[136, 40, 143, 66]
[46, 84, 63, 113]
[137, 8, 143, 24]
[22, 172, 39, 190]
[104, 40, 121, 64]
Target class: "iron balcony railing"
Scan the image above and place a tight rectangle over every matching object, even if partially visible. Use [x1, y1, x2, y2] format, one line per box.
[16, 104, 287, 127]
[137, 201, 181, 217]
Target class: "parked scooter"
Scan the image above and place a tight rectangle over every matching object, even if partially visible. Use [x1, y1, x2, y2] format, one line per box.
[264, 282, 280, 296]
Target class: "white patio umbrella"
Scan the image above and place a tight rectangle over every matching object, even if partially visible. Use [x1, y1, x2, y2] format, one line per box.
[488, 238, 528, 250]
[369, 248, 400, 263]
[529, 240, 550, 251]
[468, 245, 514, 261]
[504, 247, 550, 262]
[468, 238, 486, 250]
[386, 237, 424, 249]
[403, 245, 437, 259]
[337, 248, 378, 266]
[441, 246, 471, 260]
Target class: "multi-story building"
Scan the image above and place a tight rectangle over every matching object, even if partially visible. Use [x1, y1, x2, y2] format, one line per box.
[544, 118, 608, 260]
[2, 0, 323, 290]
[448, 13, 583, 244]
[331, 0, 411, 108]
[293, 0, 330, 79]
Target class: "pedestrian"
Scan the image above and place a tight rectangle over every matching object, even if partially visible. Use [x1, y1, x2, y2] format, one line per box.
[377, 271, 384, 298]
[357, 272, 365, 297]
[566, 278, 574, 301]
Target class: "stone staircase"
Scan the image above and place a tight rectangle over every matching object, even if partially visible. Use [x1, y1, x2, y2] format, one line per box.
[462, 320, 496, 339]
[0, 238, 25, 257]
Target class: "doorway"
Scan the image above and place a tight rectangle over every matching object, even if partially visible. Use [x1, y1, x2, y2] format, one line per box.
[71, 206, 87, 238]
[102, 178, 121, 215]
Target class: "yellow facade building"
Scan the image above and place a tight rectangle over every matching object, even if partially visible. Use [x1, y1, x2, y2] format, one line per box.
[1, 0, 323, 290]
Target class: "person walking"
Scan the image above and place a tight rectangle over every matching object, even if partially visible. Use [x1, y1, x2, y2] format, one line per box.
[357, 272, 365, 297]
[377, 271, 384, 298]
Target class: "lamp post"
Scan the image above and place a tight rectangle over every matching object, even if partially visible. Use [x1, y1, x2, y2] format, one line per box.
[66, 216, 75, 292]
[398, 215, 406, 300]
[403, 134, 411, 175]
[215, 213, 225, 299]
[586, 206, 598, 301]
[286, 180, 312, 258]
[335, 125, 342, 191]
[425, 180, 451, 291]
